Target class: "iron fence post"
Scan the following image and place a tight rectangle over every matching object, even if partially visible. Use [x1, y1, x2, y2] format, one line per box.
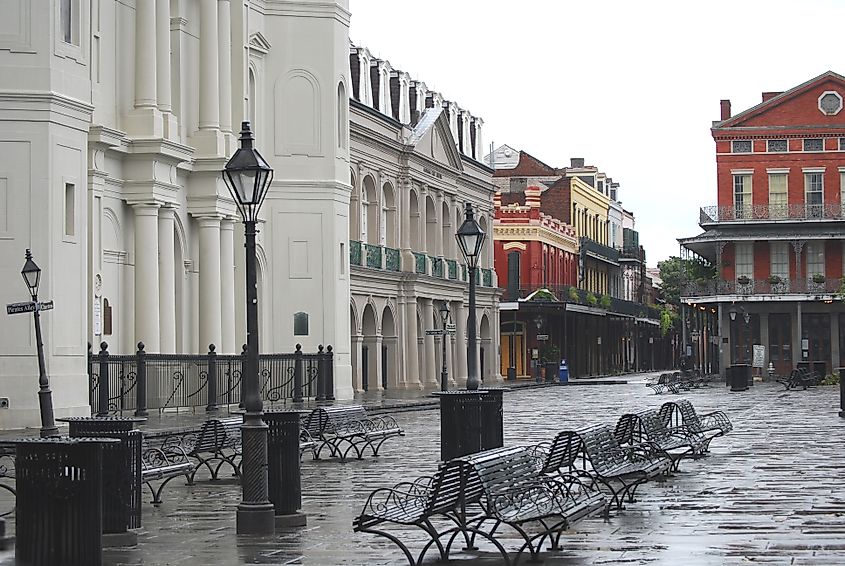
[293, 344, 303, 403]
[326, 345, 335, 400]
[135, 342, 148, 417]
[316, 345, 326, 401]
[206, 344, 218, 413]
[97, 342, 110, 417]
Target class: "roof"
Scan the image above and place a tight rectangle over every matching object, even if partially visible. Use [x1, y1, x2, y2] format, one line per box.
[678, 226, 842, 260]
[493, 150, 557, 177]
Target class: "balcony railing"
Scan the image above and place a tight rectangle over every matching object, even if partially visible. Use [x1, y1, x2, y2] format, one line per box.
[414, 252, 427, 274]
[504, 285, 660, 320]
[580, 237, 620, 264]
[682, 277, 844, 297]
[431, 256, 443, 278]
[364, 243, 382, 269]
[700, 203, 845, 224]
[482, 268, 493, 287]
[447, 259, 458, 280]
[350, 240, 362, 266]
[385, 247, 400, 271]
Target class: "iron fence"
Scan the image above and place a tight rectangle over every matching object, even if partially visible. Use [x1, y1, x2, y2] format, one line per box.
[700, 203, 845, 223]
[89, 343, 334, 416]
[682, 277, 844, 297]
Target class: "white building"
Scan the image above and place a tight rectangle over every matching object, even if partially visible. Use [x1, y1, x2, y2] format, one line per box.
[0, 0, 499, 430]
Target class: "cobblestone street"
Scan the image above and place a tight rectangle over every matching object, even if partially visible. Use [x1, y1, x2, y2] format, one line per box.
[1, 377, 844, 565]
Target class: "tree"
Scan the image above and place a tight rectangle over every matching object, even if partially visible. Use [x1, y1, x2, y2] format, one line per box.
[657, 256, 716, 308]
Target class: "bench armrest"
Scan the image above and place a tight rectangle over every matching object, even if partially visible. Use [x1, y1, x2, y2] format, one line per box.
[487, 478, 567, 516]
[697, 411, 733, 432]
[359, 483, 431, 518]
[368, 415, 402, 432]
[622, 441, 664, 463]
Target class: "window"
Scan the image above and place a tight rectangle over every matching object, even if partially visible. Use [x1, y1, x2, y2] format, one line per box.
[731, 140, 752, 153]
[64, 183, 75, 237]
[841, 171, 845, 217]
[61, 0, 74, 44]
[733, 174, 752, 218]
[768, 173, 788, 218]
[803, 138, 824, 152]
[770, 242, 788, 279]
[806, 241, 824, 280]
[735, 242, 753, 280]
[804, 172, 824, 217]
[103, 298, 113, 336]
[337, 82, 347, 149]
[340, 243, 345, 275]
[293, 312, 309, 336]
[839, 137, 845, 150]
[767, 139, 787, 152]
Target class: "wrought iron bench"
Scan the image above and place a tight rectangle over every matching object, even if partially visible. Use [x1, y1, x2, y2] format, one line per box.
[147, 417, 243, 482]
[0, 444, 15, 518]
[304, 405, 403, 462]
[614, 409, 708, 471]
[140, 442, 195, 505]
[659, 399, 732, 454]
[555, 424, 672, 510]
[778, 367, 822, 390]
[646, 373, 675, 394]
[353, 445, 605, 566]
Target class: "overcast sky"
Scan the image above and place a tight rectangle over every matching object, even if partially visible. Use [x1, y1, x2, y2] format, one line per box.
[348, 0, 845, 267]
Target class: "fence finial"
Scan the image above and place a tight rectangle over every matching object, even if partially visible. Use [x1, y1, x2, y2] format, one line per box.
[137, 341, 145, 352]
[208, 343, 216, 353]
[100, 341, 108, 352]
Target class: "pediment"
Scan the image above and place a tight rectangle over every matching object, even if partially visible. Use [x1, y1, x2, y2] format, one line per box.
[248, 32, 272, 55]
[720, 71, 845, 128]
[408, 108, 463, 172]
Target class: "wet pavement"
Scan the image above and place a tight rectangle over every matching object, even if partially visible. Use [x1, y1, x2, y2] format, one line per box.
[1, 374, 844, 565]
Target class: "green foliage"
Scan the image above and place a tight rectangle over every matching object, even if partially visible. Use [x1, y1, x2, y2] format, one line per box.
[529, 288, 558, 302]
[658, 256, 717, 308]
[660, 308, 674, 337]
[837, 279, 845, 302]
[568, 286, 580, 302]
[822, 372, 841, 386]
[599, 294, 612, 309]
[812, 273, 826, 284]
[539, 343, 561, 363]
[585, 292, 598, 306]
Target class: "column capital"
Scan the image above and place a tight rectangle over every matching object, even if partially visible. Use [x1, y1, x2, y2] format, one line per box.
[132, 202, 162, 215]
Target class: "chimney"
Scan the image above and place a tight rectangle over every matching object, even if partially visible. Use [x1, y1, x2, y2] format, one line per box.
[720, 99, 731, 121]
[570, 157, 585, 168]
[761, 91, 782, 103]
[525, 185, 542, 208]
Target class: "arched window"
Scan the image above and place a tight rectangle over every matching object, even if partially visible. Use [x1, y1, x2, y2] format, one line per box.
[248, 68, 257, 126]
[381, 182, 396, 247]
[337, 81, 347, 149]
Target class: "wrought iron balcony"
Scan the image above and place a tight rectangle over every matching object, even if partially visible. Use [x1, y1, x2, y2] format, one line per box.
[414, 252, 427, 274]
[482, 268, 493, 287]
[580, 237, 620, 264]
[385, 247, 400, 271]
[364, 243, 382, 269]
[699, 203, 845, 224]
[447, 259, 458, 280]
[682, 277, 844, 297]
[350, 240, 362, 266]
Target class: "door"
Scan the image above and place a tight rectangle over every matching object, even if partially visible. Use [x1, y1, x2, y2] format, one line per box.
[801, 313, 831, 375]
[768, 313, 792, 377]
[500, 322, 526, 377]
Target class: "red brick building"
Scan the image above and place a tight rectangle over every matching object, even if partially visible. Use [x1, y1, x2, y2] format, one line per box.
[681, 71, 845, 377]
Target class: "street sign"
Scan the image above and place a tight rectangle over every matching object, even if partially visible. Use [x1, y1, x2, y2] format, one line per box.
[6, 301, 53, 315]
[536, 334, 549, 341]
[425, 329, 443, 336]
[445, 323, 456, 333]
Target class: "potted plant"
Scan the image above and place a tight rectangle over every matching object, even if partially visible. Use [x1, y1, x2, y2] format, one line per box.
[812, 273, 826, 284]
[586, 292, 598, 306]
[736, 275, 751, 285]
[568, 286, 579, 302]
[539, 344, 562, 383]
[768, 275, 782, 285]
[599, 294, 612, 310]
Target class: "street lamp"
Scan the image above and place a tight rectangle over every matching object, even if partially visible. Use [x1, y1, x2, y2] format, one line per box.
[455, 202, 486, 391]
[223, 121, 275, 535]
[439, 301, 451, 392]
[20, 250, 59, 438]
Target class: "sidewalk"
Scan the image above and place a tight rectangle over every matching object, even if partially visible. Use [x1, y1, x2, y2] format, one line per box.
[6, 375, 840, 565]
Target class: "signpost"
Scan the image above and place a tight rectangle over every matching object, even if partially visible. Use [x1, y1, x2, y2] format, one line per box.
[6, 301, 54, 315]
[428, 322, 456, 391]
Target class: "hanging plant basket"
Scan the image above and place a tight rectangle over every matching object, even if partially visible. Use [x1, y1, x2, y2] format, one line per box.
[812, 273, 826, 284]
[737, 276, 751, 285]
[768, 275, 782, 285]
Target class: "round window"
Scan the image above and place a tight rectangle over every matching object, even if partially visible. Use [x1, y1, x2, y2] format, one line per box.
[818, 91, 843, 115]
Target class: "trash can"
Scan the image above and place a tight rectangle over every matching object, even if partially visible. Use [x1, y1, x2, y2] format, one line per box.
[433, 391, 483, 461]
[14, 437, 118, 566]
[730, 364, 750, 392]
[479, 388, 507, 451]
[264, 410, 307, 527]
[58, 416, 146, 544]
[558, 359, 569, 384]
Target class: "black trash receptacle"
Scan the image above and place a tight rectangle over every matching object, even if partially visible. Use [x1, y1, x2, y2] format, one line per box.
[264, 410, 307, 527]
[837, 367, 845, 418]
[730, 364, 750, 392]
[15, 437, 118, 566]
[58, 416, 146, 540]
[433, 391, 483, 461]
[479, 388, 508, 451]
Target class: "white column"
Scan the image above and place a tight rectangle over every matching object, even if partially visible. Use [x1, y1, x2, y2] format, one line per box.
[423, 299, 437, 387]
[453, 301, 467, 386]
[351, 335, 363, 391]
[220, 219, 236, 353]
[134, 205, 161, 352]
[403, 298, 420, 388]
[134, 0, 156, 109]
[217, 0, 232, 135]
[419, 187, 428, 254]
[435, 192, 444, 258]
[156, 0, 178, 139]
[198, 217, 223, 352]
[158, 207, 176, 352]
[199, 0, 220, 130]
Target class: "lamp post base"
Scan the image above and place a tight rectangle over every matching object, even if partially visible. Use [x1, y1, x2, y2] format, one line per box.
[236, 503, 276, 535]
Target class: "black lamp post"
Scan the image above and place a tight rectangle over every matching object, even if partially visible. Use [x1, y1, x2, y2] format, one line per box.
[456, 203, 486, 391]
[439, 301, 451, 392]
[21, 250, 59, 438]
[222, 121, 275, 535]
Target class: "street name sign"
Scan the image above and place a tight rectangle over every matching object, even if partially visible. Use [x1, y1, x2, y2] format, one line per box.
[6, 301, 54, 315]
[425, 329, 443, 336]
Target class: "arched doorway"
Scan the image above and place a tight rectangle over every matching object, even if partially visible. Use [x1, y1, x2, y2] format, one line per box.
[501, 319, 526, 378]
[382, 305, 397, 389]
[381, 182, 396, 248]
[350, 303, 360, 391]
[361, 303, 379, 391]
[480, 313, 492, 383]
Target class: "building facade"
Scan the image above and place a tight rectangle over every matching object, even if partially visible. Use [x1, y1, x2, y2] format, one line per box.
[680, 71, 845, 377]
[0, 0, 499, 430]
[346, 46, 500, 391]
